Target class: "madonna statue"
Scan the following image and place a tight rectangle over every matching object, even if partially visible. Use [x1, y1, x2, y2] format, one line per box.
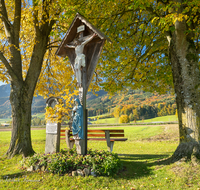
[72, 98, 84, 139]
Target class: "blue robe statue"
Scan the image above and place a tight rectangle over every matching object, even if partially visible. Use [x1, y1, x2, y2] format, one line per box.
[72, 98, 84, 139]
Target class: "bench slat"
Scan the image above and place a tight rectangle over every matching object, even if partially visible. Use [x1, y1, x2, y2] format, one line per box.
[87, 129, 124, 133]
[110, 138, 127, 141]
[87, 134, 105, 137]
[110, 134, 124, 137]
[67, 138, 127, 141]
[87, 138, 127, 141]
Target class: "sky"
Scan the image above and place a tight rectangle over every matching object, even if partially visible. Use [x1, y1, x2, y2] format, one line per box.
[0, 81, 5, 86]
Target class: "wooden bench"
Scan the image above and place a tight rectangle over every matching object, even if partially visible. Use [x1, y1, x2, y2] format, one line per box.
[60, 129, 128, 152]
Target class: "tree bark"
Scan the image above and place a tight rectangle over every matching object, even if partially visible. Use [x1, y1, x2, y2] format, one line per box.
[6, 34, 49, 158]
[169, 19, 200, 162]
[6, 81, 35, 158]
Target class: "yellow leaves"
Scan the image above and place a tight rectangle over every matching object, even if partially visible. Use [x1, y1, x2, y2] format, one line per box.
[151, 17, 159, 24]
[45, 89, 78, 123]
[173, 14, 185, 23]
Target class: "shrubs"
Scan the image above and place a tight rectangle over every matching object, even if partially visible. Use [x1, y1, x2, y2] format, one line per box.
[22, 148, 122, 176]
[119, 115, 130, 123]
[129, 113, 134, 121]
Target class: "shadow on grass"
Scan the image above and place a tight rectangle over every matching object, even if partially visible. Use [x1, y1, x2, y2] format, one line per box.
[0, 172, 27, 180]
[117, 153, 171, 179]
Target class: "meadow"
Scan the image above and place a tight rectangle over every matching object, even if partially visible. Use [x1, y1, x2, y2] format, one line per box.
[90, 115, 178, 124]
[0, 124, 200, 189]
[0, 114, 178, 126]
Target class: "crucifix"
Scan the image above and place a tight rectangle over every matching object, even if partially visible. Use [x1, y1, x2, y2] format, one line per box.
[65, 26, 97, 88]
[56, 13, 111, 155]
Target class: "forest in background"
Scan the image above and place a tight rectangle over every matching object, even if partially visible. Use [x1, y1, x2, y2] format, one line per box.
[87, 89, 176, 121]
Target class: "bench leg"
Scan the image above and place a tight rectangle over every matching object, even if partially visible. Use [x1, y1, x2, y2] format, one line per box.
[108, 141, 114, 153]
[105, 130, 115, 153]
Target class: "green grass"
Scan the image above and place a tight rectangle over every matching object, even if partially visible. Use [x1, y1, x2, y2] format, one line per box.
[1, 124, 200, 189]
[91, 117, 119, 124]
[89, 113, 111, 119]
[136, 115, 178, 123]
[32, 113, 45, 120]
[90, 115, 178, 124]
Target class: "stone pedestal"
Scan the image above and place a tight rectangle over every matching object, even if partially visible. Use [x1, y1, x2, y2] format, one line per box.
[75, 139, 85, 155]
[45, 121, 61, 154]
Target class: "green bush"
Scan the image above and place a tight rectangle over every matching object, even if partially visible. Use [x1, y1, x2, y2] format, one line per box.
[119, 115, 130, 123]
[22, 148, 122, 176]
[129, 113, 134, 121]
[32, 117, 41, 126]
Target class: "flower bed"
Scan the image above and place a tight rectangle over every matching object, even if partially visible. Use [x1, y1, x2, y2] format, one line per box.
[22, 148, 122, 176]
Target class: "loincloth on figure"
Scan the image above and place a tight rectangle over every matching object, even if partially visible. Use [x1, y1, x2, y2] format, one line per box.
[75, 54, 85, 69]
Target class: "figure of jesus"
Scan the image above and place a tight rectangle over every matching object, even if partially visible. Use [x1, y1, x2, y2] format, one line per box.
[65, 33, 96, 87]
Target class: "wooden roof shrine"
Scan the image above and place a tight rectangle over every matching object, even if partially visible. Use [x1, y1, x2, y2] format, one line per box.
[56, 13, 111, 92]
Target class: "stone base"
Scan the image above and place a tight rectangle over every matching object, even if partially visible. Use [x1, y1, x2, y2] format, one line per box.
[45, 133, 60, 154]
[75, 139, 85, 155]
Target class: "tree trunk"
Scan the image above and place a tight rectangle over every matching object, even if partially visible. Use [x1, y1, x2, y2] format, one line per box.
[6, 34, 48, 158]
[169, 19, 200, 162]
[6, 81, 35, 158]
[0, 1, 55, 158]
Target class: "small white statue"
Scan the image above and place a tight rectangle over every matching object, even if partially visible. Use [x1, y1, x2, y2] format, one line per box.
[65, 33, 96, 87]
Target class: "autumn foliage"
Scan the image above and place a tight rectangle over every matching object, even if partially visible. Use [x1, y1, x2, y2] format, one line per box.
[119, 115, 130, 124]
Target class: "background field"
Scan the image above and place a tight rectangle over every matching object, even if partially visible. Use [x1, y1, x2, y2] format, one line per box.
[90, 115, 178, 124]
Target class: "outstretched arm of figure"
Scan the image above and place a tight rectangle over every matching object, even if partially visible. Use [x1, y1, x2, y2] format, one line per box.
[82, 33, 96, 46]
[65, 44, 75, 48]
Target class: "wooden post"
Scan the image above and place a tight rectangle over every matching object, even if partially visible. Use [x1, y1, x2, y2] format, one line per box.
[82, 65, 87, 155]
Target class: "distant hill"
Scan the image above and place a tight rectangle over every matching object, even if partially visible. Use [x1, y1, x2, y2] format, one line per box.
[0, 84, 107, 118]
[87, 90, 107, 101]
[0, 84, 10, 97]
[86, 89, 176, 119]
[0, 84, 46, 118]
[0, 84, 176, 120]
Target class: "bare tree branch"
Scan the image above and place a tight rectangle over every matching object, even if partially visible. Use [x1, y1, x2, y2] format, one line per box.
[46, 45, 59, 49]
[13, 0, 21, 46]
[0, 51, 17, 80]
[33, 1, 40, 34]
[0, 0, 12, 39]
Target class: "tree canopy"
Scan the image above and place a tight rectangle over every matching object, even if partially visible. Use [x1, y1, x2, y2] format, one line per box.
[81, 0, 200, 94]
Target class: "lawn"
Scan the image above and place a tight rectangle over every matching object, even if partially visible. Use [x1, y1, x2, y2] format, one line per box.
[90, 117, 119, 124]
[136, 115, 178, 123]
[1, 124, 200, 189]
[90, 115, 178, 124]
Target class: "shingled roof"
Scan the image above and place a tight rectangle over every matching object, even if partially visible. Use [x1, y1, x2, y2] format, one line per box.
[56, 13, 111, 57]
